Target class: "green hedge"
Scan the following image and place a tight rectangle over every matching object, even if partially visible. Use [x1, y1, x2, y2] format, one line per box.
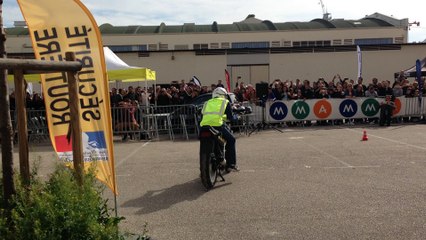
[0, 165, 149, 240]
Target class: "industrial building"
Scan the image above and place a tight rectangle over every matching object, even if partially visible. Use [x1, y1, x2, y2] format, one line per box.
[5, 12, 426, 89]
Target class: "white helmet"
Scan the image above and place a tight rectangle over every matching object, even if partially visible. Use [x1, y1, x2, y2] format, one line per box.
[212, 87, 228, 98]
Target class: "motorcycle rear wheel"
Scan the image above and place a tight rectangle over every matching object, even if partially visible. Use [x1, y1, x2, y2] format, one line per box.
[200, 142, 217, 190]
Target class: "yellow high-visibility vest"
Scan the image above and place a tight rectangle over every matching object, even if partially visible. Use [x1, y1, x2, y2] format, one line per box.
[200, 97, 229, 127]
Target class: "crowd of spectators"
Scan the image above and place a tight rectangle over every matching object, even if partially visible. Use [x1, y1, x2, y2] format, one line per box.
[264, 74, 426, 102]
[6, 74, 426, 141]
[108, 74, 426, 109]
[8, 74, 426, 111]
[110, 80, 205, 108]
[9, 91, 45, 111]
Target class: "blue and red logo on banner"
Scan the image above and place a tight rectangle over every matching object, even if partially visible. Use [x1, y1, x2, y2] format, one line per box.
[55, 131, 107, 152]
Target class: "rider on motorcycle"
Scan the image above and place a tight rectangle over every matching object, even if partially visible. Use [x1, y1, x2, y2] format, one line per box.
[200, 87, 239, 172]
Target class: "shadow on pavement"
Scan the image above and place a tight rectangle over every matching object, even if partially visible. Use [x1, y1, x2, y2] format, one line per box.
[122, 178, 213, 215]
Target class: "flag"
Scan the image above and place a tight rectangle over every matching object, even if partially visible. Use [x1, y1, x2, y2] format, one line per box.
[416, 59, 422, 107]
[191, 76, 201, 87]
[26, 82, 33, 94]
[357, 45, 362, 79]
[224, 69, 231, 92]
[17, 0, 117, 194]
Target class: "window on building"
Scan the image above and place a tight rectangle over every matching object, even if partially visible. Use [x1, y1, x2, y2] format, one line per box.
[159, 43, 169, 50]
[148, 44, 158, 51]
[394, 37, 404, 44]
[271, 41, 281, 48]
[343, 39, 353, 45]
[283, 41, 292, 47]
[333, 39, 342, 45]
[221, 42, 230, 49]
[315, 41, 323, 46]
[354, 38, 393, 45]
[108, 45, 147, 52]
[210, 43, 219, 49]
[292, 40, 331, 47]
[193, 43, 208, 50]
[174, 44, 189, 50]
[231, 41, 270, 49]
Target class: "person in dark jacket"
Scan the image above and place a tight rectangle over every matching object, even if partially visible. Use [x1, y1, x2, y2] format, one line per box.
[379, 95, 395, 126]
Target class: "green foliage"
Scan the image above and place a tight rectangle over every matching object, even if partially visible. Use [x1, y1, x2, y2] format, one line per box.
[0, 165, 150, 240]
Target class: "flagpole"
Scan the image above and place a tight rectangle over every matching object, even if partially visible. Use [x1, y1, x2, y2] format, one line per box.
[416, 59, 422, 109]
[357, 45, 362, 79]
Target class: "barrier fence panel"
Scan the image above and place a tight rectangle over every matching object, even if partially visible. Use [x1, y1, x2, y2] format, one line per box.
[27, 109, 49, 143]
[111, 104, 199, 141]
[14, 97, 426, 144]
[150, 104, 199, 140]
[265, 97, 426, 123]
[232, 102, 264, 135]
[403, 97, 426, 117]
[112, 104, 156, 141]
[10, 109, 49, 143]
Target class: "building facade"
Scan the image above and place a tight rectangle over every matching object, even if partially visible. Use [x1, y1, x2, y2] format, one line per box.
[5, 13, 426, 90]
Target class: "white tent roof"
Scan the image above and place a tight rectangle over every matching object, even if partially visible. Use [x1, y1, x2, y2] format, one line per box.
[8, 47, 156, 82]
[103, 47, 156, 82]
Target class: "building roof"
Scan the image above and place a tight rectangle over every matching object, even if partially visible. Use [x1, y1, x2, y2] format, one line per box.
[5, 13, 406, 36]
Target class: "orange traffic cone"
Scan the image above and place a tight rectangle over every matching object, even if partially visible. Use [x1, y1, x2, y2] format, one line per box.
[361, 130, 368, 141]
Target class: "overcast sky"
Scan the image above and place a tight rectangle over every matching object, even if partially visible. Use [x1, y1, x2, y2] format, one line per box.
[4, 0, 426, 42]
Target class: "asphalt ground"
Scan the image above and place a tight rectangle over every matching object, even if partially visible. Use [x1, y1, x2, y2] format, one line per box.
[3, 123, 426, 240]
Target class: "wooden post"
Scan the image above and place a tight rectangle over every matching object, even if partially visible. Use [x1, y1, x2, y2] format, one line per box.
[0, 58, 82, 73]
[0, 0, 16, 209]
[65, 52, 84, 186]
[13, 69, 30, 185]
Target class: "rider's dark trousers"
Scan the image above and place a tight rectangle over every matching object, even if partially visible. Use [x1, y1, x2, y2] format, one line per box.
[220, 125, 236, 167]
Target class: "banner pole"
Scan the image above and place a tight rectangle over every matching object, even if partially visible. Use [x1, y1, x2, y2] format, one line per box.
[114, 194, 118, 217]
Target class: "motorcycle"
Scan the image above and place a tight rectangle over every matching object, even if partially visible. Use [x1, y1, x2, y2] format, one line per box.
[199, 126, 227, 190]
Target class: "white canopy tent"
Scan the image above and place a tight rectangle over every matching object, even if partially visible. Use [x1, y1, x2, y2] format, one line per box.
[7, 47, 156, 106]
[103, 47, 156, 82]
[394, 57, 426, 79]
[7, 47, 156, 83]
[103, 46, 158, 111]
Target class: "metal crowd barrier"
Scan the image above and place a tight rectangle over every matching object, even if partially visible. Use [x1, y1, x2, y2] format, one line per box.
[10, 109, 50, 143]
[27, 110, 49, 142]
[9, 97, 426, 144]
[262, 97, 426, 124]
[230, 101, 263, 135]
[235, 97, 426, 129]
[111, 104, 199, 141]
[403, 97, 426, 117]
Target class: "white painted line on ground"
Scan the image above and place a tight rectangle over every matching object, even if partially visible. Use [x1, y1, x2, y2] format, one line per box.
[345, 128, 426, 151]
[116, 174, 132, 177]
[324, 165, 380, 169]
[115, 141, 150, 168]
[304, 142, 353, 168]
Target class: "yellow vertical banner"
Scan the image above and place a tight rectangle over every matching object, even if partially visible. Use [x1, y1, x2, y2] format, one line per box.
[17, 0, 117, 194]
